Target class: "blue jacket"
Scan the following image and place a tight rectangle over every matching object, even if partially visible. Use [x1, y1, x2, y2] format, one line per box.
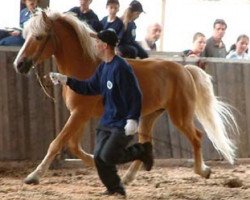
[20, 8, 34, 28]
[101, 16, 124, 40]
[67, 55, 142, 128]
[119, 21, 137, 45]
[69, 7, 103, 32]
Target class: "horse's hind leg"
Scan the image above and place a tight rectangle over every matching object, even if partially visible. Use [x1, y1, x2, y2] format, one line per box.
[24, 112, 91, 184]
[67, 123, 95, 167]
[168, 108, 211, 179]
[122, 110, 163, 185]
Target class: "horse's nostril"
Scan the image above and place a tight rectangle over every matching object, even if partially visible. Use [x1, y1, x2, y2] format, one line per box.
[16, 58, 33, 74]
[17, 61, 24, 70]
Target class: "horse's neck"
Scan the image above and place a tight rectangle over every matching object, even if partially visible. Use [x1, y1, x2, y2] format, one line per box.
[53, 20, 99, 79]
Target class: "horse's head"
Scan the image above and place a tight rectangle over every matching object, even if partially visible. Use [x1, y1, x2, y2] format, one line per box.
[14, 11, 57, 74]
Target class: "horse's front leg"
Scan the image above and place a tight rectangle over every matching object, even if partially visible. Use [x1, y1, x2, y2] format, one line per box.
[67, 122, 95, 167]
[24, 112, 90, 184]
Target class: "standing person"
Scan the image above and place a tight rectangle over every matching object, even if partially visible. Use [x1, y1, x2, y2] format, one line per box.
[49, 29, 153, 197]
[140, 23, 162, 51]
[0, 0, 40, 46]
[69, 0, 103, 32]
[203, 19, 227, 58]
[118, 0, 148, 59]
[226, 34, 250, 59]
[183, 32, 206, 57]
[101, 0, 124, 41]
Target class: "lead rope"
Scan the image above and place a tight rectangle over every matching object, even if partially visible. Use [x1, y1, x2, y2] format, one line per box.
[33, 66, 56, 102]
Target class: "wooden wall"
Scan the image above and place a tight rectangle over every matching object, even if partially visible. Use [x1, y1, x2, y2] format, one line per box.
[0, 48, 250, 162]
[0, 48, 55, 160]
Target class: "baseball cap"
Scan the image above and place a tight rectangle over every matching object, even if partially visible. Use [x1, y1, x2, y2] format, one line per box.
[129, 0, 144, 13]
[97, 29, 118, 47]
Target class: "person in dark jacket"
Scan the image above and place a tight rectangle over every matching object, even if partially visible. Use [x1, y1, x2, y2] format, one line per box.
[203, 19, 227, 58]
[101, 0, 124, 41]
[69, 0, 103, 32]
[49, 29, 153, 197]
[0, 0, 40, 46]
[118, 0, 148, 59]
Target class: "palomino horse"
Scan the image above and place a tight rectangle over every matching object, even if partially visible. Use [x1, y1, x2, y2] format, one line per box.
[14, 10, 237, 185]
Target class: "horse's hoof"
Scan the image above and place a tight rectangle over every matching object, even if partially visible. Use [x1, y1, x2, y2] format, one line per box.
[24, 176, 40, 185]
[195, 166, 212, 179]
[202, 167, 212, 179]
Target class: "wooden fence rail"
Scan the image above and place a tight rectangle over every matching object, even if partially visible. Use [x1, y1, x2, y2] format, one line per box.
[0, 47, 249, 162]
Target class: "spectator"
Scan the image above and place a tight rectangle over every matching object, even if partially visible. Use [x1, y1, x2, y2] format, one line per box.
[183, 32, 207, 70]
[140, 23, 162, 51]
[118, 0, 148, 59]
[0, 0, 40, 46]
[49, 29, 153, 197]
[203, 19, 227, 58]
[183, 32, 206, 57]
[101, 0, 124, 41]
[226, 34, 250, 59]
[68, 0, 103, 32]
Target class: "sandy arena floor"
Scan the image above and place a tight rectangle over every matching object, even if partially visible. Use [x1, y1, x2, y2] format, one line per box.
[0, 161, 249, 200]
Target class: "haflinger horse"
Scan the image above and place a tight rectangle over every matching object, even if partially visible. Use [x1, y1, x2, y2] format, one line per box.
[14, 10, 238, 185]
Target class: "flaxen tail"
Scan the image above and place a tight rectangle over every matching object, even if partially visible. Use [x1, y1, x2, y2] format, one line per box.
[185, 65, 238, 164]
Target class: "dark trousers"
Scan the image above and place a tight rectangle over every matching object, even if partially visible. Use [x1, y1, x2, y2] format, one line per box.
[0, 35, 25, 46]
[0, 30, 10, 40]
[118, 43, 148, 59]
[94, 127, 145, 192]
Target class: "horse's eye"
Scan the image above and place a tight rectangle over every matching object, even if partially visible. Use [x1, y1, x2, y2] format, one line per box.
[35, 35, 43, 41]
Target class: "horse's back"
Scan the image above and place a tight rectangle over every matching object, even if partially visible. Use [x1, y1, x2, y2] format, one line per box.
[127, 58, 192, 91]
[126, 58, 195, 114]
[127, 58, 187, 79]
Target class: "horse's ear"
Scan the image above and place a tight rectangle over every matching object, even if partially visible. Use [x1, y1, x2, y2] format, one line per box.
[41, 11, 52, 29]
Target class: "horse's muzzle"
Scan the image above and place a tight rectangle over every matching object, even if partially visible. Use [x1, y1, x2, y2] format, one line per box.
[16, 57, 33, 74]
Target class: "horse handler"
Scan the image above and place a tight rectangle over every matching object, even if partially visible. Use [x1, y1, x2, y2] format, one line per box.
[49, 29, 153, 198]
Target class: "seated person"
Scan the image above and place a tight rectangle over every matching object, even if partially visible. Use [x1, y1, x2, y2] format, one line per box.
[118, 0, 148, 59]
[68, 0, 103, 32]
[0, 0, 40, 46]
[140, 23, 162, 51]
[226, 34, 250, 59]
[101, 0, 124, 41]
[183, 32, 206, 57]
[183, 32, 207, 70]
[0, 30, 10, 40]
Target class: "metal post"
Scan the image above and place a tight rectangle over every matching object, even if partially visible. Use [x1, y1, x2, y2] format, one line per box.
[160, 0, 166, 51]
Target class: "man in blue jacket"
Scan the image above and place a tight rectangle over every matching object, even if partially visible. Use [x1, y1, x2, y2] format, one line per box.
[49, 29, 153, 197]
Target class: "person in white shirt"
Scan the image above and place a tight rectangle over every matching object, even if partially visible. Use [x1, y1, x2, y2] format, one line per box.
[140, 23, 162, 51]
[226, 34, 250, 59]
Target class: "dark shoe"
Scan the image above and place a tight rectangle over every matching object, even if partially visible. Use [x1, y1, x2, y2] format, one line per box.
[101, 187, 126, 197]
[140, 142, 154, 171]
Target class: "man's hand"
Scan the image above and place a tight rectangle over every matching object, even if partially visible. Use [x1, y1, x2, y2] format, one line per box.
[10, 30, 21, 36]
[124, 119, 138, 136]
[49, 72, 67, 85]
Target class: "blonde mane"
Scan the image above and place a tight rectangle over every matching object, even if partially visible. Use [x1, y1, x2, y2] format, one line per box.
[23, 9, 97, 61]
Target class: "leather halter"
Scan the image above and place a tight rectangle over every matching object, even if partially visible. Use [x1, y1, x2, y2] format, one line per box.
[32, 21, 57, 67]
[31, 21, 58, 102]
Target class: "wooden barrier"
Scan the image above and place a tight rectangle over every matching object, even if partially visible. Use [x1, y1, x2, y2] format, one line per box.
[0, 47, 55, 160]
[0, 47, 249, 162]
